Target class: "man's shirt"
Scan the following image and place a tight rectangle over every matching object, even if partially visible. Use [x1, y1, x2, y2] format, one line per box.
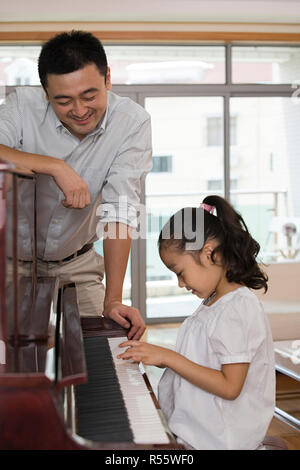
[0, 87, 152, 260]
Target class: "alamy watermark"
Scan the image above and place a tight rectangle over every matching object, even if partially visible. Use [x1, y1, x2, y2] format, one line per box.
[95, 196, 204, 250]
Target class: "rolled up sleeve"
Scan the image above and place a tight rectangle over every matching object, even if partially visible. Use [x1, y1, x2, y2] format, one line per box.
[97, 117, 152, 228]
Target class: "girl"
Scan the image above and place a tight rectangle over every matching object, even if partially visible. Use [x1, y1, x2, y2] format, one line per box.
[118, 195, 275, 450]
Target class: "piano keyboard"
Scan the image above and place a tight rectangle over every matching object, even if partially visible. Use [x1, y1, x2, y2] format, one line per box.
[75, 335, 170, 445]
[108, 337, 170, 445]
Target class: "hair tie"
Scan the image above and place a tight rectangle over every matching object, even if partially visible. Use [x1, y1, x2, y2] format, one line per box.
[199, 203, 216, 215]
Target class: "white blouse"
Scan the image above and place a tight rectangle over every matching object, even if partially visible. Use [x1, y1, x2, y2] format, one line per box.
[158, 287, 275, 450]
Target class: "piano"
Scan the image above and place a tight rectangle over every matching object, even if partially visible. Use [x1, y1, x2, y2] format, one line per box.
[0, 160, 183, 450]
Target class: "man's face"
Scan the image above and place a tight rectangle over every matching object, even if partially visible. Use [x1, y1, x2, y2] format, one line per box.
[45, 63, 111, 140]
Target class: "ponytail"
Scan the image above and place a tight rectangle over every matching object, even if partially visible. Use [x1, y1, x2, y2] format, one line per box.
[202, 195, 268, 292]
[158, 195, 268, 292]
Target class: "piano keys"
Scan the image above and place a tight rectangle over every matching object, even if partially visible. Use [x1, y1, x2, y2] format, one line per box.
[75, 335, 171, 445]
[76, 335, 135, 443]
[109, 336, 171, 445]
[76, 315, 183, 449]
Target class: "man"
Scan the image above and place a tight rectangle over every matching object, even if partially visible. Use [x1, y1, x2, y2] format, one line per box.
[0, 31, 152, 340]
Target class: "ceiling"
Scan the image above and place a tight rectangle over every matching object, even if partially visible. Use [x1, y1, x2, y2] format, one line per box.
[1, 0, 300, 24]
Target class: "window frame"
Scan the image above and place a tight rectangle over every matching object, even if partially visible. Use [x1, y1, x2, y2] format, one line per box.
[113, 43, 295, 324]
[1, 42, 298, 324]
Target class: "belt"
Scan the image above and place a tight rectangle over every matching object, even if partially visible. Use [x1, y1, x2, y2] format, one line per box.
[46, 243, 93, 264]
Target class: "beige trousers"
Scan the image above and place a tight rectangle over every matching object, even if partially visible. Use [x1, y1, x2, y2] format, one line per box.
[18, 246, 105, 317]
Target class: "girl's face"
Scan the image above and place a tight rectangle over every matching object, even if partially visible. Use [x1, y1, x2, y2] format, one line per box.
[160, 242, 225, 300]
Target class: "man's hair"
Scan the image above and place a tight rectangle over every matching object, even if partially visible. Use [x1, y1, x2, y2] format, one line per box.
[38, 30, 108, 89]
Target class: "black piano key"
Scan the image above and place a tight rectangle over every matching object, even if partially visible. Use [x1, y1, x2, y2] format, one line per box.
[75, 336, 134, 442]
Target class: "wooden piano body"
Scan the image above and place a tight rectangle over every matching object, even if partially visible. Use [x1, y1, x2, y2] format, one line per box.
[0, 161, 183, 450]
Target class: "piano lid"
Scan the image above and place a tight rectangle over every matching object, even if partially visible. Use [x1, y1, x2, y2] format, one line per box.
[0, 162, 87, 388]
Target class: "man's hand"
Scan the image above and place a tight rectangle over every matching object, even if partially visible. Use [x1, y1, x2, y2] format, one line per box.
[103, 301, 146, 340]
[52, 161, 91, 208]
[0, 145, 91, 209]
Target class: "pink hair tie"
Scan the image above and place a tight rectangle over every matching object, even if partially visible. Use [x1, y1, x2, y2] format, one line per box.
[200, 203, 215, 215]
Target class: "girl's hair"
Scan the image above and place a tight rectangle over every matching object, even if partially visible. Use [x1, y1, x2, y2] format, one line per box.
[158, 195, 268, 292]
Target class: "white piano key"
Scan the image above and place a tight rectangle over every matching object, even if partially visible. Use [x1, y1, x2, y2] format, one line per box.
[108, 337, 170, 444]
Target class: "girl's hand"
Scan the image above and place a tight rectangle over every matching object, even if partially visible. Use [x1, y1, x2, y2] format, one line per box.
[117, 340, 170, 368]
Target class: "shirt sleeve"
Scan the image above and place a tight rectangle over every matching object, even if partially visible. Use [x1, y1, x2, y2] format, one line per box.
[208, 295, 265, 365]
[97, 116, 152, 228]
[0, 90, 23, 149]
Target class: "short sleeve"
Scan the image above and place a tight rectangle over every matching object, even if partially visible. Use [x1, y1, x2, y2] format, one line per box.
[208, 294, 264, 365]
[0, 90, 23, 149]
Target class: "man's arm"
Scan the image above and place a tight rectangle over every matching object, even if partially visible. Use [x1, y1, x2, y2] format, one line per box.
[0, 144, 90, 209]
[102, 222, 146, 340]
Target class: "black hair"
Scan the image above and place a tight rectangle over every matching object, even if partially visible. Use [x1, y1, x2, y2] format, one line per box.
[38, 30, 108, 89]
[158, 195, 268, 292]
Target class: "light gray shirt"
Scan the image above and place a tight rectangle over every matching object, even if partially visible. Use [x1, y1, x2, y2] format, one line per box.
[0, 87, 152, 260]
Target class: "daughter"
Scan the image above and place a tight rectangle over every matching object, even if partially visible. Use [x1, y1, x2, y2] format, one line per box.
[118, 195, 275, 450]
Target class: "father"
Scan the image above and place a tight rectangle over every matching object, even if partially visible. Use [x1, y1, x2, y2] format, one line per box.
[0, 31, 152, 339]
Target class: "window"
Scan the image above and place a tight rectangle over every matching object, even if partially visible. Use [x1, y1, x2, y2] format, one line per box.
[206, 115, 237, 147]
[207, 116, 222, 146]
[207, 179, 222, 191]
[230, 115, 238, 146]
[207, 179, 237, 191]
[106, 45, 225, 84]
[0, 44, 225, 86]
[230, 97, 294, 256]
[145, 96, 224, 318]
[1, 43, 300, 323]
[152, 155, 173, 173]
[0, 47, 41, 86]
[232, 46, 300, 84]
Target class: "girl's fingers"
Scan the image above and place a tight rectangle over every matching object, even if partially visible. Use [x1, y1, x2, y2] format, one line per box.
[119, 340, 141, 348]
[117, 346, 141, 360]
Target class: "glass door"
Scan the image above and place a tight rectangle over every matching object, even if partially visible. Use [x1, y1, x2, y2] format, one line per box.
[144, 96, 224, 320]
[229, 96, 298, 263]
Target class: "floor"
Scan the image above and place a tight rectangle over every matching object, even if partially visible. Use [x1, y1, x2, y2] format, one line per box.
[141, 323, 300, 450]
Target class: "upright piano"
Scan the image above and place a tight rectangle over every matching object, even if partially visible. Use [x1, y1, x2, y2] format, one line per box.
[0, 160, 183, 450]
